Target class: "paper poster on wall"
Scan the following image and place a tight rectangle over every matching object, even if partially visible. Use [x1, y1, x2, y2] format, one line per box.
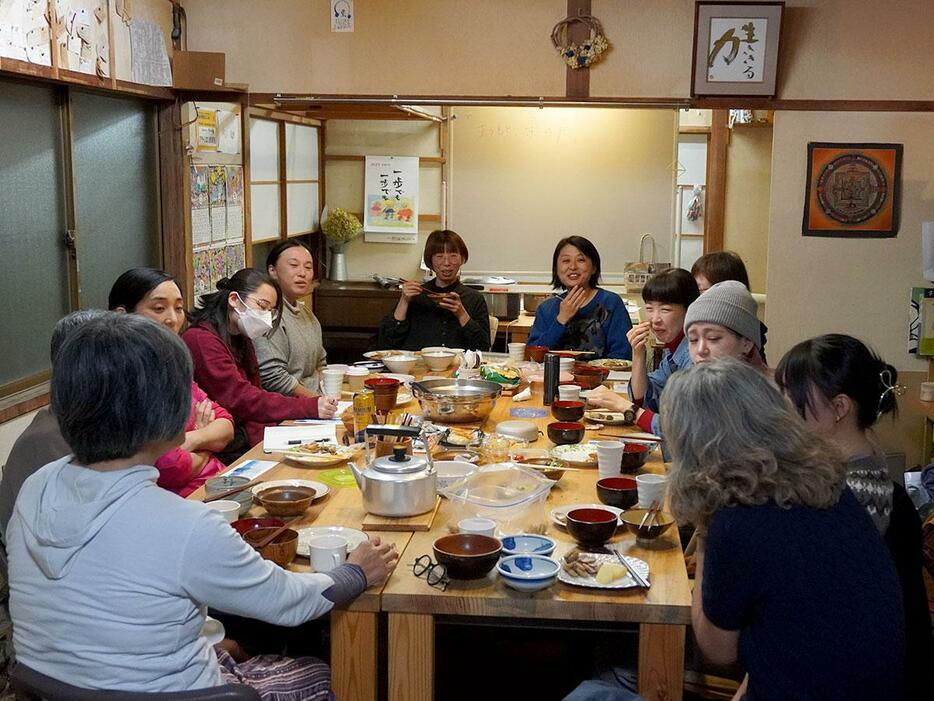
[128, 17, 172, 87]
[909, 287, 934, 356]
[197, 109, 218, 152]
[225, 243, 245, 277]
[217, 110, 241, 155]
[193, 249, 212, 298]
[364, 155, 418, 243]
[330, 0, 353, 32]
[190, 165, 211, 248]
[54, 1, 109, 77]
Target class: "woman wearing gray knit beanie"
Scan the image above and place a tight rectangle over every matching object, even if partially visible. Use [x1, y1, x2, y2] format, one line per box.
[683, 280, 767, 371]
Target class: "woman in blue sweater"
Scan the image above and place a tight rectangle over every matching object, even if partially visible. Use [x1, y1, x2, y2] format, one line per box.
[528, 236, 632, 359]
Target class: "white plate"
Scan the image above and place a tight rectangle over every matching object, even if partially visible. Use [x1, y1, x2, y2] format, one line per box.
[283, 445, 359, 467]
[557, 552, 649, 590]
[201, 616, 226, 646]
[588, 358, 632, 371]
[252, 479, 330, 501]
[396, 391, 414, 406]
[583, 411, 630, 426]
[550, 503, 624, 528]
[550, 442, 600, 467]
[296, 526, 368, 558]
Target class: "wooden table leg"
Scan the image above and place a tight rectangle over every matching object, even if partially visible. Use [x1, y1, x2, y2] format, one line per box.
[388, 612, 434, 701]
[638, 623, 685, 701]
[331, 610, 378, 701]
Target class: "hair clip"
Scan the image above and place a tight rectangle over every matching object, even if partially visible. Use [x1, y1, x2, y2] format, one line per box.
[877, 369, 906, 417]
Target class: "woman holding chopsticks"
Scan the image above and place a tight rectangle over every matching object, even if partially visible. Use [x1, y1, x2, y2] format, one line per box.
[375, 229, 490, 351]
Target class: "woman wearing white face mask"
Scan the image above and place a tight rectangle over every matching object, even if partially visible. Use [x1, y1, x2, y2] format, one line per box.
[183, 268, 337, 463]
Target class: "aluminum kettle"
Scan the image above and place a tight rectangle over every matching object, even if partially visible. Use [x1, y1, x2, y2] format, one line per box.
[350, 424, 437, 517]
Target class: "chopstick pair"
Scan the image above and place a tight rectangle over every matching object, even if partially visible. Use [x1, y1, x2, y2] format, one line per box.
[249, 516, 303, 550]
[612, 546, 649, 588]
[639, 501, 661, 530]
[202, 478, 264, 503]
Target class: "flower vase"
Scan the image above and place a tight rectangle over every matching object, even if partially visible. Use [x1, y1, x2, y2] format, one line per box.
[328, 241, 348, 281]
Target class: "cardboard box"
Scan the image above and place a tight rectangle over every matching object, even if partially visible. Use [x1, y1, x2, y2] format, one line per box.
[172, 51, 225, 90]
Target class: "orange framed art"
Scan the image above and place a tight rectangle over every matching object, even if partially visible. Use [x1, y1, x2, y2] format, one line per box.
[802, 142, 902, 238]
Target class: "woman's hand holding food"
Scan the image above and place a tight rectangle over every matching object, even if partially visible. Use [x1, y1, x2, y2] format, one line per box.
[556, 286, 590, 325]
[627, 321, 651, 356]
[585, 385, 632, 413]
[348, 536, 399, 587]
[436, 291, 470, 325]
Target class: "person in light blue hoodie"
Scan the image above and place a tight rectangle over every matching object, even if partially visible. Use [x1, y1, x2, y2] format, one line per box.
[6, 312, 398, 699]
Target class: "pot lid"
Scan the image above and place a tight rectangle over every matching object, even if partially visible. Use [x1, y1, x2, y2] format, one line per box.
[372, 445, 429, 474]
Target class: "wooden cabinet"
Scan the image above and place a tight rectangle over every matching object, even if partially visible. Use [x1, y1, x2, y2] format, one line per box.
[314, 281, 398, 363]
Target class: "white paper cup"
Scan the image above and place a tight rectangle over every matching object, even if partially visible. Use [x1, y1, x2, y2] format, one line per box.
[309, 535, 348, 573]
[458, 517, 497, 536]
[507, 342, 526, 362]
[636, 473, 669, 508]
[594, 440, 624, 477]
[557, 384, 582, 402]
[206, 500, 240, 523]
[346, 367, 369, 392]
[559, 357, 575, 374]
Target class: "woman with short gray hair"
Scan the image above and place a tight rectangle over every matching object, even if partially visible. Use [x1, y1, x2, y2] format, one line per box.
[661, 359, 905, 699]
[7, 313, 398, 699]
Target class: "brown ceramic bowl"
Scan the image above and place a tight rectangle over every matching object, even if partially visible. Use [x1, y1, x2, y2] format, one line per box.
[571, 363, 610, 390]
[432, 533, 502, 580]
[620, 443, 652, 473]
[254, 486, 316, 517]
[243, 527, 299, 567]
[511, 455, 567, 483]
[550, 400, 586, 422]
[526, 345, 549, 362]
[620, 508, 675, 542]
[565, 507, 619, 548]
[596, 477, 639, 510]
[547, 421, 585, 445]
[231, 517, 285, 536]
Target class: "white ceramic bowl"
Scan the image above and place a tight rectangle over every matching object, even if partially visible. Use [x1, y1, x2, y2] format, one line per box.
[380, 372, 415, 386]
[422, 351, 456, 371]
[206, 500, 241, 523]
[497, 554, 560, 592]
[499, 534, 557, 557]
[495, 420, 541, 443]
[435, 460, 478, 492]
[382, 355, 418, 373]
[422, 346, 464, 355]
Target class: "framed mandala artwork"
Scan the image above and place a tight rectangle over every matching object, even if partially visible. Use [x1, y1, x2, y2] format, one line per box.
[802, 142, 902, 238]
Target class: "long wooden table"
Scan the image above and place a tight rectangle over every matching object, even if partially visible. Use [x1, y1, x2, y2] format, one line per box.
[192, 382, 690, 701]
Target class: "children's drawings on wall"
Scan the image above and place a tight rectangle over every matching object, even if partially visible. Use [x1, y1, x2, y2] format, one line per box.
[192, 164, 246, 298]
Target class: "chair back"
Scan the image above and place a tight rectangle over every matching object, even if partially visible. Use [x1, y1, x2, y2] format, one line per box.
[12, 663, 261, 700]
[488, 315, 499, 346]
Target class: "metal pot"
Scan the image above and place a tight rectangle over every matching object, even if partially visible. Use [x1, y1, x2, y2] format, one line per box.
[410, 378, 503, 424]
[351, 425, 437, 517]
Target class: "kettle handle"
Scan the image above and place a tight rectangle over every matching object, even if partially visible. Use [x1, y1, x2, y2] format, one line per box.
[364, 424, 420, 439]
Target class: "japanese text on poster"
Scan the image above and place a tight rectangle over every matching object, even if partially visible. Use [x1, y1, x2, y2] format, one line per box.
[363, 155, 418, 243]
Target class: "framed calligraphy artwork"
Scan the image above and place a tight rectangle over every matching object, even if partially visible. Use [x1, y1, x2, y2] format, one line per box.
[802, 142, 902, 239]
[363, 155, 419, 243]
[691, 2, 784, 97]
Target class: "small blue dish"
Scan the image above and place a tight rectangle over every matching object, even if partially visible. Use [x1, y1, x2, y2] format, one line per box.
[497, 554, 560, 592]
[500, 534, 557, 557]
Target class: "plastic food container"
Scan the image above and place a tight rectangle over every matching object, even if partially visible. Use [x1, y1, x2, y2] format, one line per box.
[441, 463, 554, 536]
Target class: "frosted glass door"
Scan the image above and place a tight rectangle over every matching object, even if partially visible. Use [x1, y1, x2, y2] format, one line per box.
[72, 91, 160, 309]
[0, 80, 69, 387]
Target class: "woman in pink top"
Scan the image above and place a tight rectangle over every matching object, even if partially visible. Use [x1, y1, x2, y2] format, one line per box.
[109, 268, 234, 496]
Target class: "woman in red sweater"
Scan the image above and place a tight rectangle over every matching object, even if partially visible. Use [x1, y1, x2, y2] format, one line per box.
[183, 268, 337, 462]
